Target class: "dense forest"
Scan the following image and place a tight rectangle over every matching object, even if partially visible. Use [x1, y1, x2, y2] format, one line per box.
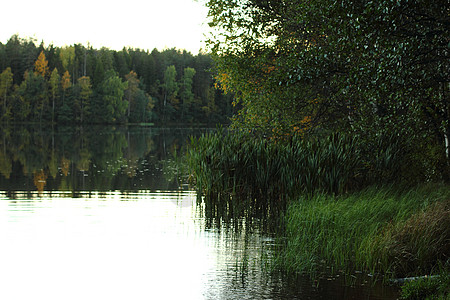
[0, 35, 234, 124]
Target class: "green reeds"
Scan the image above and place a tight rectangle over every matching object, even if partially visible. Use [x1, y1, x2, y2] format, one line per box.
[187, 129, 364, 203]
[276, 184, 450, 278]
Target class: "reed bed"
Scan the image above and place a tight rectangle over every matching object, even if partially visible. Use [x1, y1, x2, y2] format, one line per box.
[186, 128, 384, 202]
[276, 184, 450, 278]
[186, 128, 409, 203]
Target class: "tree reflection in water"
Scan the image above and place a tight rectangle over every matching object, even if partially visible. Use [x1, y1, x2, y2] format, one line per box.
[0, 125, 208, 195]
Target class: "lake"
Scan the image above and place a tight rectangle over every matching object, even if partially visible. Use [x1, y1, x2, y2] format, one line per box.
[0, 125, 400, 299]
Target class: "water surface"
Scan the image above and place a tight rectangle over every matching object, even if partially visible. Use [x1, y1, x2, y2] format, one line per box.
[0, 125, 400, 299]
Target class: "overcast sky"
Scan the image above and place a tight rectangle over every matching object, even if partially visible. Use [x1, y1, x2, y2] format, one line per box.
[1, 0, 209, 53]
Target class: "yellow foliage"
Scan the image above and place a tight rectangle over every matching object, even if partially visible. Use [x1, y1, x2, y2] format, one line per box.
[34, 51, 49, 77]
[33, 169, 47, 192]
[0, 152, 12, 179]
[0, 67, 14, 98]
[214, 72, 230, 93]
[77, 76, 92, 99]
[61, 71, 71, 90]
[60, 46, 75, 71]
[61, 157, 70, 176]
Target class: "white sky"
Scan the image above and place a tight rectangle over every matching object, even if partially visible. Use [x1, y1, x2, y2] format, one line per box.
[0, 0, 210, 54]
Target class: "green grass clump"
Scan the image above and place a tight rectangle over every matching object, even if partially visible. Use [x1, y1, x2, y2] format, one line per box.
[276, 185, 450, 278]
[400, 271, 450, 300]
[369, 199, 450, 277]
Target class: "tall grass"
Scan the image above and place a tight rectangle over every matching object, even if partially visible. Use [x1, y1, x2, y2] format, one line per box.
[186, 128, 410, 204]
[186, 128, 391, 202]
[275, 184, 450, 278]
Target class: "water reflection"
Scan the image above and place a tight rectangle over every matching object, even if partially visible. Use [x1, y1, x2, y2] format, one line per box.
[0, 191, 207, 299]
[0, 191, 292, 300]
[0, 125, 400, 299]
[0, 125, 203, 194]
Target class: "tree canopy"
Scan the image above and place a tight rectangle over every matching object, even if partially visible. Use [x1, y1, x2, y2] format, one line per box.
[206, 0, 449, 174]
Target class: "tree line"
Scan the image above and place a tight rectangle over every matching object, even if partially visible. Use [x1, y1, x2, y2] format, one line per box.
[0, 35, 234, 124]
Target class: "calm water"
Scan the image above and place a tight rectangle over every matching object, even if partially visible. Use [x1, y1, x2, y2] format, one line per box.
[0, 125, 400, 299]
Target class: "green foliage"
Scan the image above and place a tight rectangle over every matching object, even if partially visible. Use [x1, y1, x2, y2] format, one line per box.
[76, 76, 92, 123]
[129, 89, 153, 123]
[162, 65, 179, 120]
[49, 68, 60, 123]
[369, 200, 450, 277]
[187, 128, 421, 204]
[3, 35, 38, 85]
[206, 0, 450, 172]
[0, 67, 14, 121]
[58, 103, 73, 123]
[401, 271, 450, 300]
[180, 67, 196, 120]
[16, 71, 48, 121]
[100, 72, 128, 123]
[59, 46, 75, 73]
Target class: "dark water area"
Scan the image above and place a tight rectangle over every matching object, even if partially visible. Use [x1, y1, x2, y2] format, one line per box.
[0, 125, 198, 193]
[0, 125, 400, 299]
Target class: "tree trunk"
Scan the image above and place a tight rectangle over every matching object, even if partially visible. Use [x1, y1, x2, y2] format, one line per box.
[52, 95, 55, 123]
[445, 129, 450, 161]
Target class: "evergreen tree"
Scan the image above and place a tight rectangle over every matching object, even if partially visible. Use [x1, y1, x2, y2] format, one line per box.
[0, 67, 14, 121]
[49, 68, 60, 123]
[0, 34, 234, 125]
[77, 76, 92, 123]
[180, 67, 196, 120]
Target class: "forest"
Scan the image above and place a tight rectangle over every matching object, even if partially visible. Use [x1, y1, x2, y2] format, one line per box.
[0, 34, 234, 125]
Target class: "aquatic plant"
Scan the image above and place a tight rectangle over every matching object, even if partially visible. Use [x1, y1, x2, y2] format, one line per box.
[187, 128, 367, 203]
[186, 126, 413, 205]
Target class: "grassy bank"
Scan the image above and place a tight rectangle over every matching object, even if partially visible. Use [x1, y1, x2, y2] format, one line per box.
[187, 129, 449, 288]
[276, 185, 450, 279]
